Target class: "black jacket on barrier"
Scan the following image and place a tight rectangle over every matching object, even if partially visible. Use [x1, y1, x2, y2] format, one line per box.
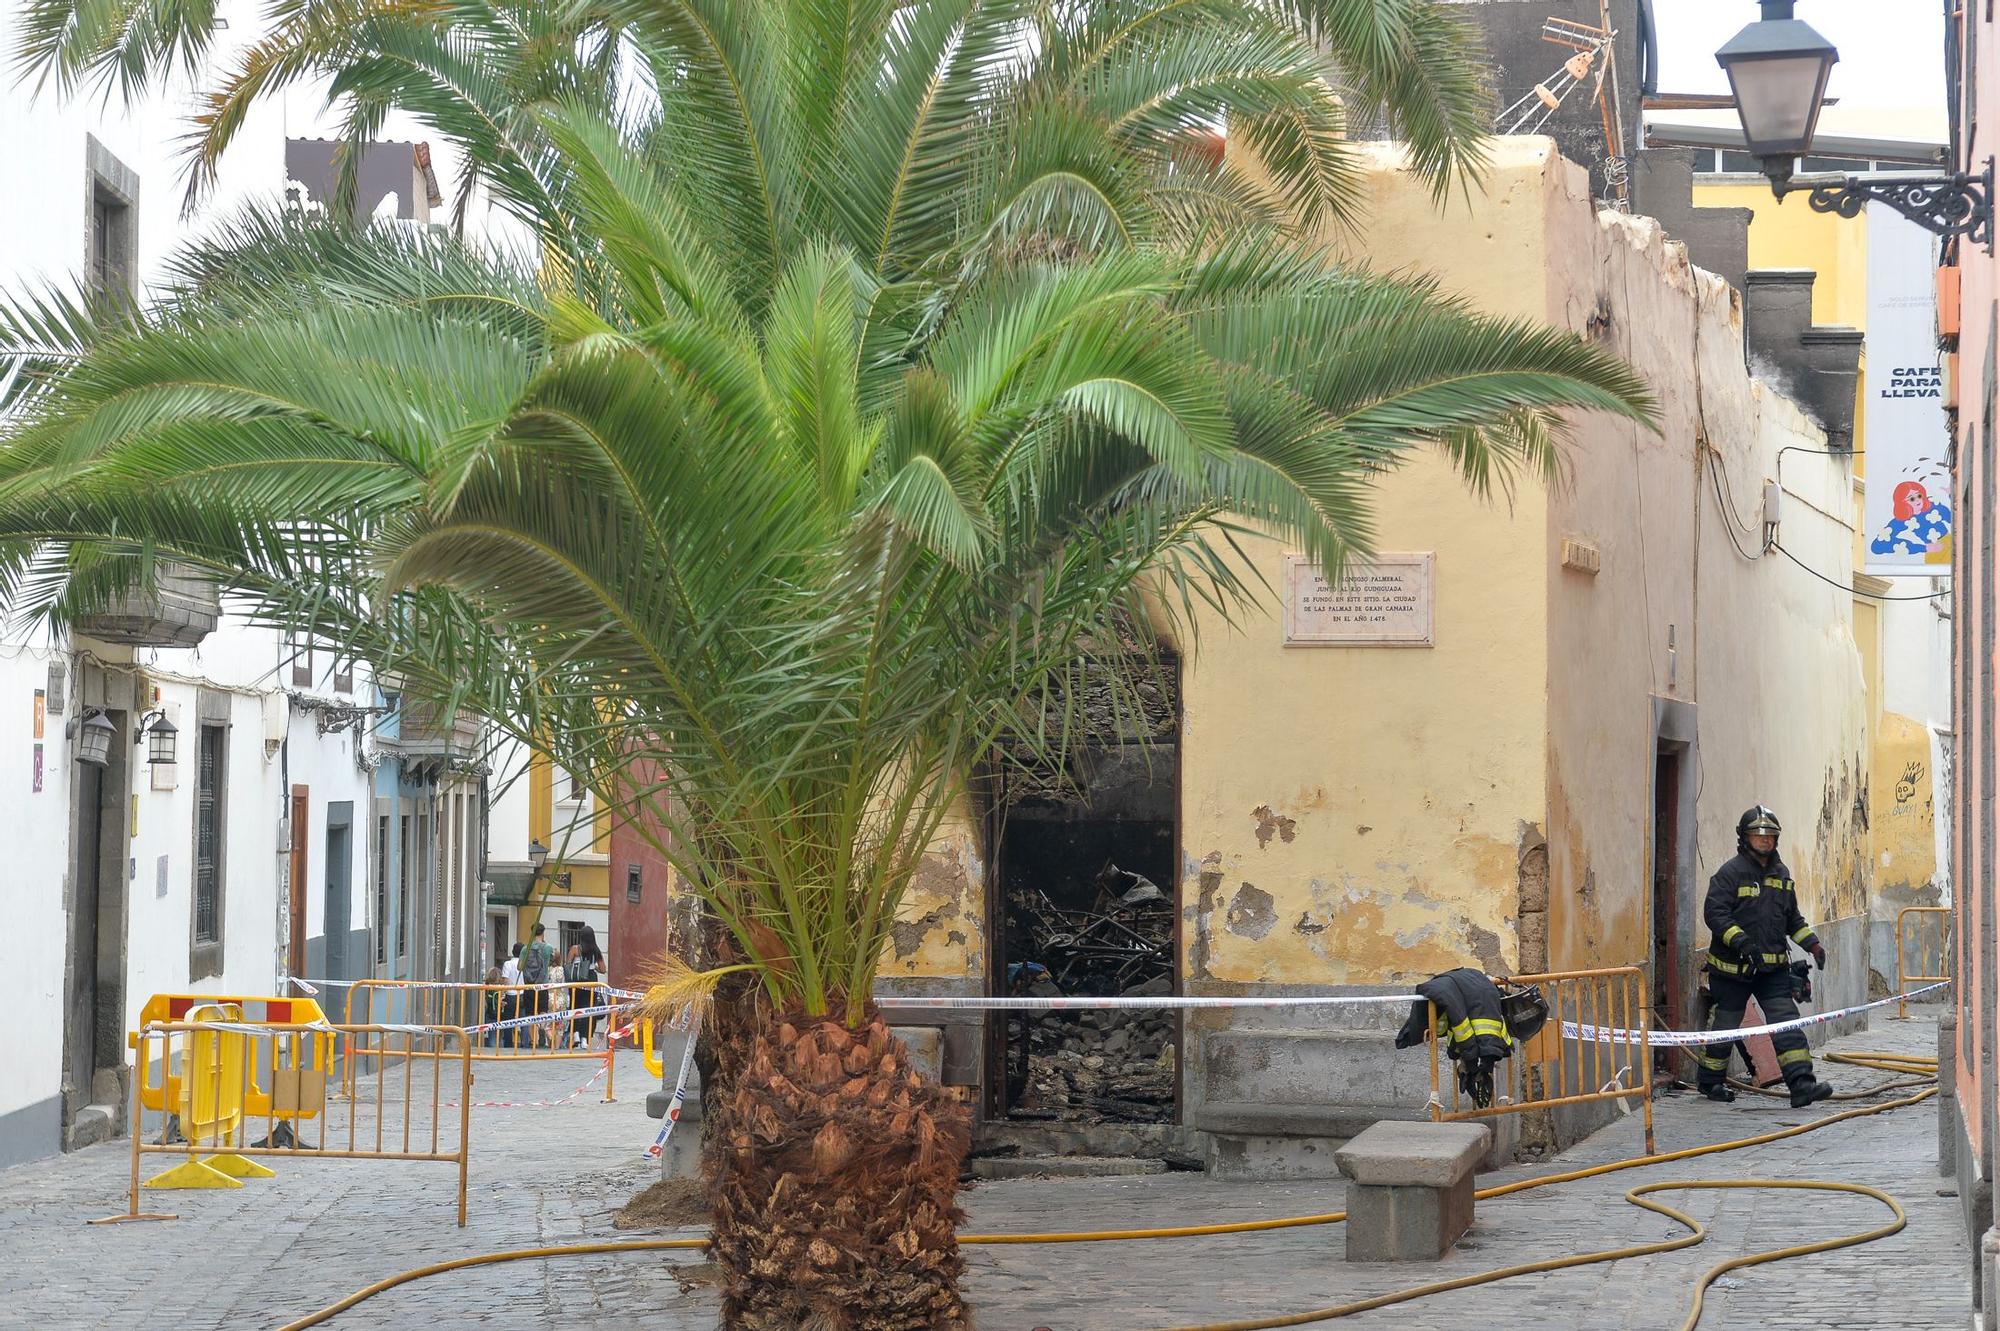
[1394, 967, 1513, 1064]
[1703, 851, 1820, 976]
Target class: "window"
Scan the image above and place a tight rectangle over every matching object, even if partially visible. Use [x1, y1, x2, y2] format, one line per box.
[397, 814, 411, 957]
[287, 632, 313, 688]
[554, 763, 586, 804]
[1800, 155, 1871, 173]
[85, 168, 134, 309]
[558, 919, 585, 958]
[375, 814, 390, 965]
[193, 724, 225, 943]
[332, 657, 353, 693]
[1718, 150, 1763, 174]
[627, 863, 643, 904]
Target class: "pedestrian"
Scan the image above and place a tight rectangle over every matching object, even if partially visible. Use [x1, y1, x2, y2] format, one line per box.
[568, 925, 604, 1049]
[499, 943, 523, 1050]
[520, 923, 557, 1050]
[543, 961, 568, 1046]
[1695, 805, 1834, 1108]
[482, 966, 503, 1049]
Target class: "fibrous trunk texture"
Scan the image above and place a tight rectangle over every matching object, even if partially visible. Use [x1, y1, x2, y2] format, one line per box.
[704, 998, 972, 1330]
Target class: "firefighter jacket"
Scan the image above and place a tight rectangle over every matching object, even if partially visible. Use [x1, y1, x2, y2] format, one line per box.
[1703, 851, 1820, 976]
[1395, 967, 1514, 1063]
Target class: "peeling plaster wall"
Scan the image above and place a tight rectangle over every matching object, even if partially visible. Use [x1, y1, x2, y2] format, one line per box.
[1174, 142, 1554, 995]
[1173, 140, 1869, 1146]
[878, 803, 987, 984]
[1529, 144, 1870, 1018]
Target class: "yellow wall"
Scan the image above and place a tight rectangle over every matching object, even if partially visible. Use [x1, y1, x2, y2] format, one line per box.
[878, 808, 988, 982]
[528, 753, 610, 911]
[1172, 148, 1555, 986]
[1869, 710, 1940, 904]
[1692, 180, 1871, 330]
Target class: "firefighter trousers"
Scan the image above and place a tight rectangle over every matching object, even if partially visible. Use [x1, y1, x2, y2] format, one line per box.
[1695, 967, 1813, 1090]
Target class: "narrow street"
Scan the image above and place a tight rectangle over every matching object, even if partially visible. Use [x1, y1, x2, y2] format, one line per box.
[3, 1013, 1963, 1330]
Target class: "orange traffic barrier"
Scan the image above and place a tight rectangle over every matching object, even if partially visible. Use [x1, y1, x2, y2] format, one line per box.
[1896, 906, 1951, 1019]
[99, 1016, 473, 1227]
[1428, 965, 1656, 1158]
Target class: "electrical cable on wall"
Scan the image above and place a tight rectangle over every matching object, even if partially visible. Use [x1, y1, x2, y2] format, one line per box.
[1773, 543, 1953, 601]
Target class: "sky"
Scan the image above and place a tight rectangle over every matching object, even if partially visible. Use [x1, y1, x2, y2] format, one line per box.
[1650, 1, 1947, 113]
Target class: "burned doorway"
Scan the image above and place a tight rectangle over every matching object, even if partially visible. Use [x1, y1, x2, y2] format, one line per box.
[1649, 697, 1698, 1080]
[988, 654, 1180, 1125]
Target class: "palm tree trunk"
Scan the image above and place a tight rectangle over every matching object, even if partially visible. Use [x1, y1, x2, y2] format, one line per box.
[704, 997, 972, 1330]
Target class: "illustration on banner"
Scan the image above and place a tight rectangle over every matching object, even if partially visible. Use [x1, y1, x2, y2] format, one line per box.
[1868, 460, 1953, 560]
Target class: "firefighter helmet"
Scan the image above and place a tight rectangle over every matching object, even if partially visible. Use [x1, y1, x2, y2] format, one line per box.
[1737, 805, 1781, 858]
[1500, 983, 1550, 1043]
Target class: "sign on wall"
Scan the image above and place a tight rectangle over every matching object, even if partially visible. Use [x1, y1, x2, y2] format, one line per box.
[1863, 203, 1951, 578]
[1283, 552, 1434, 646]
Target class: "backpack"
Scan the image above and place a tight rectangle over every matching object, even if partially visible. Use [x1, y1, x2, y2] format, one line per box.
[522, 940, 550, 984]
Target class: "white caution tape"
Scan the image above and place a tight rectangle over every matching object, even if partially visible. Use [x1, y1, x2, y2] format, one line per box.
[290, 975, 623, 994]
[447, 1063, 611, 1109]
[875, 993, 1420, 1011]
[644, 1010, 703, 1161]
[1564, 981, 1951, 1047]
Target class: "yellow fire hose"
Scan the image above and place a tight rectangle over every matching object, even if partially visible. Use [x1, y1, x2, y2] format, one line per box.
[272, 1053, 1938, 1331]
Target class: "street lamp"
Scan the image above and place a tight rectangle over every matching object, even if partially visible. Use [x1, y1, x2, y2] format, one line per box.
[135, 710, 178, 765]
[1715, 1, 1837, 181]
[1719, 1, 1993, 247]
[67, 708, 115, 767]
[527, 839, 550, 874]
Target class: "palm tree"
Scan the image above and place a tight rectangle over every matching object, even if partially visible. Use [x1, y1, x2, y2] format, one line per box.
[4, 1, 1654, 1323]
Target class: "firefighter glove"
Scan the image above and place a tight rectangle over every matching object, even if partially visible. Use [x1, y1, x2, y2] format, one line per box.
[1809, 941, 1827, 971]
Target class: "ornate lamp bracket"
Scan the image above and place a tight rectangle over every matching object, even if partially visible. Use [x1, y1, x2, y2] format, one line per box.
[1774, 158, 1995, 253]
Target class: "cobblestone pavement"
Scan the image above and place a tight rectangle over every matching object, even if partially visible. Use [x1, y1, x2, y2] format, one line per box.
[2, 1014, 1966, 1330]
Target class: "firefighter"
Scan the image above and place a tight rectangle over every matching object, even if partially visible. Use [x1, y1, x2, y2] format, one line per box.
[1695, 806, 1834, 1108]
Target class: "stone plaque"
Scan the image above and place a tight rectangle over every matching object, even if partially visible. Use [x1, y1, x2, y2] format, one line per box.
[1283, 553, 1434, 646]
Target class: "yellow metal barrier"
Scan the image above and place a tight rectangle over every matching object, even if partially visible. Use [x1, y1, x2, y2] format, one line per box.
[1430, 965, 1655, 1158]
[101, 1017, 473, 1227]
[340, 980, 622, 1103]
[1896, 906, 1952, 1019]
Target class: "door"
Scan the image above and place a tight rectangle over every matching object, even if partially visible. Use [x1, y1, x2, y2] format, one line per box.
[1651, 749, 1683, 1036]
[288, 787, 309, 979]
[324, 804, 353, 983]
[65, 759, 105, 1107]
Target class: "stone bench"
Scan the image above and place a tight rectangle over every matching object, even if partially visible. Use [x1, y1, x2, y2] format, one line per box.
[1333, 1120, 1491, 1261]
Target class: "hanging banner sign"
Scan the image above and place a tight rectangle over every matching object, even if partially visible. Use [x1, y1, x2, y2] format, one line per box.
[1862, 203, 1951, 577]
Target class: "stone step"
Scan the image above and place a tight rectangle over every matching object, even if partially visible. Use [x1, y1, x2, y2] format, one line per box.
[970, 1155, 1170, 1180]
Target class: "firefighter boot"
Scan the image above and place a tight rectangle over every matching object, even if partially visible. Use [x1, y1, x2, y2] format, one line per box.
[1788, 1076, 1834, 1108]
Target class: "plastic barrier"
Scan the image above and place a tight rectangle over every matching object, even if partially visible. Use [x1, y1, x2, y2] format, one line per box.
[98, 1018, 474, 1227]
[127, 992, 332, 1120]
[137, 1003, 277, 1191]
[1897, 906, 1951, 1019]
[1429, 965, 1656, 1157]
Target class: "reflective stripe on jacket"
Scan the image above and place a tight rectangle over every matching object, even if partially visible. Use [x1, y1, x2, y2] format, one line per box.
[1703, 851, 1817, 973]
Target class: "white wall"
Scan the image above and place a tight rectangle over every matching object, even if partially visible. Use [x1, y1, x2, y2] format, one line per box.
[0, 640, 83, 1131]
[0, 0, 516, 1160]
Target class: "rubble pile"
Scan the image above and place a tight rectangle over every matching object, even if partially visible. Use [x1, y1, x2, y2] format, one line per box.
[1012, 976, 1177, 1121]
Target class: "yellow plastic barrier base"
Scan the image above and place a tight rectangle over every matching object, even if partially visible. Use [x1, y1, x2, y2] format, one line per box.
[142, 1153, 275, 1190]
[204, 1153, 277, 1179]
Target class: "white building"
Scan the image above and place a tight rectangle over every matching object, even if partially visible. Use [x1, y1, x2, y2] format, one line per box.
[0, 3, 497, 1166]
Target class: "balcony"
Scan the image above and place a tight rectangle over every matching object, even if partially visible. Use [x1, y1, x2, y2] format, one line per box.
[390, 697, 482, 760]
[72, 563, 220, 647]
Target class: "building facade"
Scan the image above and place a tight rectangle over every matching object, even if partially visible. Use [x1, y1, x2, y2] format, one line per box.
[1943, 0, 2000, 1320]
[0, 14, 489, 1167]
